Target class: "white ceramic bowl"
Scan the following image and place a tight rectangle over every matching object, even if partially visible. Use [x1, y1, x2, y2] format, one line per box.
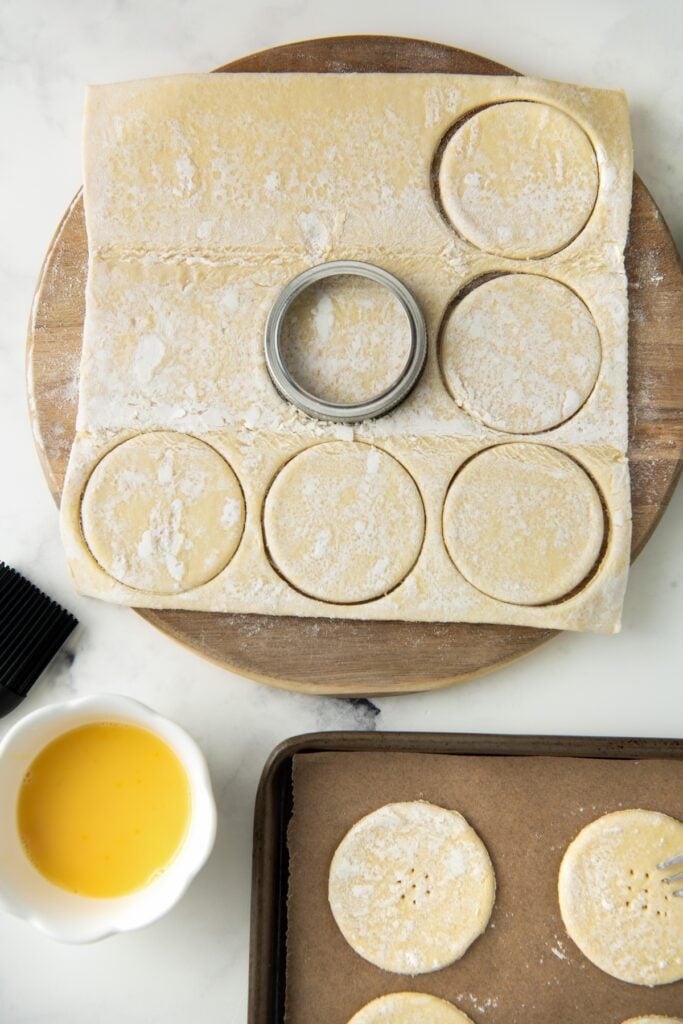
[0, 693, 216, 943]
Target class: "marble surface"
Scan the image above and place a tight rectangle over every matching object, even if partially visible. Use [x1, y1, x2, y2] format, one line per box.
[0, 1, 681, 1021]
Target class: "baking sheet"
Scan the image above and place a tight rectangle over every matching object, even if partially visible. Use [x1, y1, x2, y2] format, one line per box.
[285, 751, 683, 1023]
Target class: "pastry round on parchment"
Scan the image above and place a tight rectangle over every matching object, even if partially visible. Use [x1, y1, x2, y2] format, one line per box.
[438, 100, 598, 259]
[443, 443, 604, 605]
[558, 808, 683, 986]
[347, 992, 475, 1024]
[620, 1018, 683, 1024]
[81, 431, 244, 594]
[263, 442, 424, 604]
[440, 274, 602, 434]
[328, 801, 495, 975]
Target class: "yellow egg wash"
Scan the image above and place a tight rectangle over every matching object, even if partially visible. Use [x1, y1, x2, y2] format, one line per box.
[17, 722, 191, 898]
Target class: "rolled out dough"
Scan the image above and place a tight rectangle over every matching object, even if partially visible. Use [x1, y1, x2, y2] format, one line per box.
[440, 274, 602, 434]
[263, 441, 424, 604]
[81, 432, 245, 594]
[59, 73, 633, 632]
[328, 801, 495, 975]
[347, 993, 475, 1024]
[438, 100, 599, 258]
[558, 809, 683, 986]
[443, 443, 604, 605]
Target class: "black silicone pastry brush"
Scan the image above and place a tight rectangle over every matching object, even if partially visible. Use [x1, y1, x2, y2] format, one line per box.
[0, 562, 78, 717]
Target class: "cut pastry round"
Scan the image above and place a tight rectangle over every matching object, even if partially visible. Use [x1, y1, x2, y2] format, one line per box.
[347, 993, 475, 1024]
[558, 809, 683, 986]
[263, 442, 424, 604]
[619, 1018, 683, 1024]
[328, 801, 495, 975]
[438, 101, 599, 258]
[440, 274, 602, 434]
[81, 431, 245, 594]
[443, 443, 604, 605]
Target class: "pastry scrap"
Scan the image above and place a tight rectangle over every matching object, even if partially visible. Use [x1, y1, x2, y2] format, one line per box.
[558, 808, 683, 986]
[346, 992, 475, 1024]
[328, 801, 495, 974]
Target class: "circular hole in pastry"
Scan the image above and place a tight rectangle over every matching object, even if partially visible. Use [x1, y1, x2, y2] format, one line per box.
[442, 443, 606, 606]
[434, 100, 599, 259]
[262, 441, 424, 605]
[558, 809, 683, 987]
[80, 431, 245, 595]
[438, 273, 602, 434]
[280, 273, 412, 405]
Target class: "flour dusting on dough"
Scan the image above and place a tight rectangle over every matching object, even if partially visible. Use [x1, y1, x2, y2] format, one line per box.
[60, 73, 632, 632]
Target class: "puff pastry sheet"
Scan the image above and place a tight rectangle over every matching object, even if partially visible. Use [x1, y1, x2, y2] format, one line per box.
[61, 73, 633, 632]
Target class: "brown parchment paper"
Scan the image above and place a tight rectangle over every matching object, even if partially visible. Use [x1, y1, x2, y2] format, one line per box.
[285, 752, 683, 1024]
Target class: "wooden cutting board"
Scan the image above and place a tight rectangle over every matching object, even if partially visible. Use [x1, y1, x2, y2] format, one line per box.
[26, 35, 683, 696]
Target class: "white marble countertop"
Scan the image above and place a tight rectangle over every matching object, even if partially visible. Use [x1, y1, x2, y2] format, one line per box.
[1, 1, 681, 1021]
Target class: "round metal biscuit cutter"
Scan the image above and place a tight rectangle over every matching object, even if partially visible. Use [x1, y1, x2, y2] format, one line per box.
[264, 260, 427, 423]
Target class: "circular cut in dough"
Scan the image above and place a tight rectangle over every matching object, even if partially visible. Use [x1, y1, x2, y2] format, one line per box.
[438, 101, 599, 258]
[558, 809, 683, 986]
[347, 993, 475, 1024]
[280, 274, 411, 405]
[440, 274, 602, 434]
[443, 443, 604, 605]
[81, 431, 245, 594]
[263, 442, 424, 604]
[328, 801, 495, 975]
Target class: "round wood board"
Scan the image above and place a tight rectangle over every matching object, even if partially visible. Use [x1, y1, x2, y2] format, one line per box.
[26, 35, 683, 696]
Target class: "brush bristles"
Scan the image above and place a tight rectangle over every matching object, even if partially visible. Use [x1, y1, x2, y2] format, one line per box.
[0, 563, 78, 696]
